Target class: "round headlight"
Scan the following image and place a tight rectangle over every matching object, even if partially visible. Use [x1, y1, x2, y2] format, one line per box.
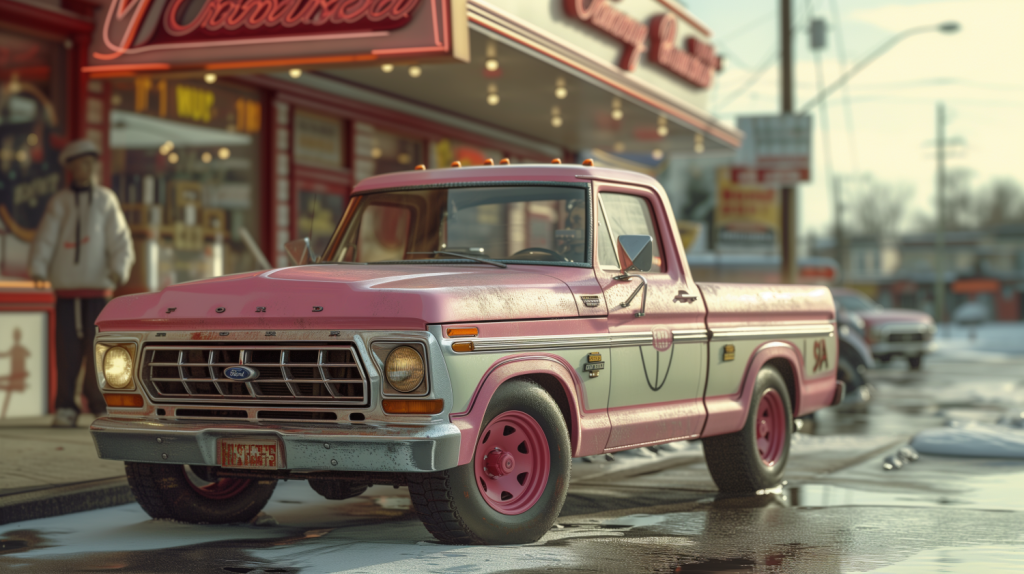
[103, 346, 133, 389]
[384, 346, 424, 393]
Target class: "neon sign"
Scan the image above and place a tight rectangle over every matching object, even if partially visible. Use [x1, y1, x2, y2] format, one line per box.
[86, 0, 468, 73]
[563, 0, 721, 89]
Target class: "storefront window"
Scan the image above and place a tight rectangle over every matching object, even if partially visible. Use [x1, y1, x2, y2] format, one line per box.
[107, 78, 263, 288]
[293, 108, 347, 257]
[433, 139, 501, 168]
[0, 30, 67, 278]
[353, 122, 424, 181]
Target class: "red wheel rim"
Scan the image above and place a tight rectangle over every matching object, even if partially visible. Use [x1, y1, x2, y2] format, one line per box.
[755, 389, 786, 467]
[183, 466, 251, 500]
[474, 410, 550, 515]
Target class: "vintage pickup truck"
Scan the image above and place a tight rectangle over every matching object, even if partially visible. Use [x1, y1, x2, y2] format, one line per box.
[90, 162, 841, 545]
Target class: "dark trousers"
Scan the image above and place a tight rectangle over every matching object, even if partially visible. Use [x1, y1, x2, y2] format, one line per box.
[55, 297, 108, 415]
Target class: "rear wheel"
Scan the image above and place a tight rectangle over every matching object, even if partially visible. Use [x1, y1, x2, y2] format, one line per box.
[125, 462, 277, 523]
[703, 366, 793, 493]
[407, 379, 570, 545]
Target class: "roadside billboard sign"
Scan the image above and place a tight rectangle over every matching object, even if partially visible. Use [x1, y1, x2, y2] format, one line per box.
[734, 115, 811, 184]
[715, 167, 780, 251]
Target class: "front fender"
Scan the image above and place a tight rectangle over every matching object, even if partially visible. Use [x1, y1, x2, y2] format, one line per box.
[448, 354, 586, 466]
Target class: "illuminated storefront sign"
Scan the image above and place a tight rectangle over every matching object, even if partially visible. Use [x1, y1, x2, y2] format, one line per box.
[562, 0, 720, 88]
[86, 0, 469, 74]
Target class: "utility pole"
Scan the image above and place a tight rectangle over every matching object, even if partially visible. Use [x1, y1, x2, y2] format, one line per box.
[780, 0, 797, 283]
[933, 103, 947, 325]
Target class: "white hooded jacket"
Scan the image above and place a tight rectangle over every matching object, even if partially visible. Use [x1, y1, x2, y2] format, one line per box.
[29, 184, 135, 293]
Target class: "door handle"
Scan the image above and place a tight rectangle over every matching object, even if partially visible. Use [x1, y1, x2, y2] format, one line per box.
[674, 290, 697, 304]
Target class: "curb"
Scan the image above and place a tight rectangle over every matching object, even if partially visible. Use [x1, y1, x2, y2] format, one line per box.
[0, 477, 135, 525]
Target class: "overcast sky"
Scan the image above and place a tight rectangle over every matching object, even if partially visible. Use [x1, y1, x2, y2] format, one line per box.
[686, 0, 1024, 239]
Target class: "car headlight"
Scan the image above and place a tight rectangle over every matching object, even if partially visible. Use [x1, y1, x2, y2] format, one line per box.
[384, 346, 425, 393]
[103, 346, 134, 389]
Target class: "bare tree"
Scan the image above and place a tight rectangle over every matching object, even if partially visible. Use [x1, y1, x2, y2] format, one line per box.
[912, 172, 1024, 232]
[847, 179, 912, 238]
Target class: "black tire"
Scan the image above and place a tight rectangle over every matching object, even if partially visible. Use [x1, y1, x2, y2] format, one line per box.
[703, 366, 793, 493]
[908, 355, 923, 370]
[125, 462, 277, 524]
[407, 379, 571, 545]
[308, 479, 369, 500]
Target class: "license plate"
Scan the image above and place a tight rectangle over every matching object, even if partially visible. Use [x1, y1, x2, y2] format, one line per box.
[218, 438, 279, 469]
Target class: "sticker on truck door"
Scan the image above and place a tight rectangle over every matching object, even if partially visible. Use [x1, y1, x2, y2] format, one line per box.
[812, 339, 830, 372]
[640, 326, 674, 391]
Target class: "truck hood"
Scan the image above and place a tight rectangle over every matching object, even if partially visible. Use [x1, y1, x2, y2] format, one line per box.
[854, 308, 934, 326]
[96, 264, 581, 332]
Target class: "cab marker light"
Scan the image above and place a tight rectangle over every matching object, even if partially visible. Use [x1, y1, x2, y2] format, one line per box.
[551, 158, 562, 164]
[447, 327, 478, 338]
[483, 158, 494, 165]
[382, 399, 444, 415]
[499, 158, 510, 165]
[582, 158, 595, 166]
[450, 161, 462, 168]
[414, 164, 426, 170]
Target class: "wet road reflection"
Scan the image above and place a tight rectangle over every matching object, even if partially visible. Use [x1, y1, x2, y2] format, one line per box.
[2, 352, 1023, 572]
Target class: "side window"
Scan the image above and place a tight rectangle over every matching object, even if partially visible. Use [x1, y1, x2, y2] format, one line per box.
[599, 193, 665, 272]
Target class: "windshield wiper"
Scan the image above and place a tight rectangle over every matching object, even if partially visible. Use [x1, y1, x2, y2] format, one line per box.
[406, 251, 507, 268]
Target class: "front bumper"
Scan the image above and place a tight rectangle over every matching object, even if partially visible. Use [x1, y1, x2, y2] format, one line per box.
[871, 341, 932, 357]
[91, 417, 461, 473]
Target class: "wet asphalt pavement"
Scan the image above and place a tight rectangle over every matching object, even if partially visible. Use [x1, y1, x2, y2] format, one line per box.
[2, 339, 1024, 573]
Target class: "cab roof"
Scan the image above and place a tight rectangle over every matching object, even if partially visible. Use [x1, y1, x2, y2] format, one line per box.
[351, 163, 663, 195]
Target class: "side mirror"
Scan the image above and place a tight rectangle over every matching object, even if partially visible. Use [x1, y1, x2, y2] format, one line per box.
[616, 235, 653, 274]
[284, 237, 313, 266]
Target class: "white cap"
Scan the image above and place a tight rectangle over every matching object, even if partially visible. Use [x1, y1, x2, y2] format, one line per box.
[59, 138, 100, 166]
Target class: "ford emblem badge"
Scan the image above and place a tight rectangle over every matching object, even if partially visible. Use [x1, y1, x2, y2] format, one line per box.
[223, 366, 259, 381]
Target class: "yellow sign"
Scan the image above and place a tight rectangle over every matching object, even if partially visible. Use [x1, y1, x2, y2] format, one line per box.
[714, 167, 780, 250]
[176, 84, 215, 124]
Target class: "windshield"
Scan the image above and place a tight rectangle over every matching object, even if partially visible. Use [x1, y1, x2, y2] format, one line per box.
[323, 185, 589, 266]
[833, 293, 880, 311]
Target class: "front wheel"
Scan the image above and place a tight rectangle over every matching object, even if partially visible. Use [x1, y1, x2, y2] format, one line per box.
[407, 379, 571, 545]
[125, 462, 277, 523]
[703, 366, 793, 493]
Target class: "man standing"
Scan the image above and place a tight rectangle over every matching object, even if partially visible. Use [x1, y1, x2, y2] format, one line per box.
[29, 139, 134, 427]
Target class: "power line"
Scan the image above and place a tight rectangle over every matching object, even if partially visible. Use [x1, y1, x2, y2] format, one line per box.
[828, 0, 860, 172]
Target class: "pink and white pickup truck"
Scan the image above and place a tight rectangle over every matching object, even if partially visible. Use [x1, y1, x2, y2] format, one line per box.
[90, 163, 841, 544]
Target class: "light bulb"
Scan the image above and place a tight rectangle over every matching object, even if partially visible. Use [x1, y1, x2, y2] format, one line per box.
[381, 63, 394, 73]
[611, 108, 623, 121]
[487, 93, 500, 106]
[288, 68, 302, 79]
[555, 86, 568, 99]
[485, 59, 499, 72]
[203, 72, 217, 84]
[652, 149, 664, 161]
[408, 65, 422, 78]
[168, 152, 179, 164]
[217, 147, 230, 160]
[657, 125, 669, 137]
[201, 151, 212, 163]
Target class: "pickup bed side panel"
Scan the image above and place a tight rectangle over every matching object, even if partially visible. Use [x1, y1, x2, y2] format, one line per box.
[698, 283, 838, 437]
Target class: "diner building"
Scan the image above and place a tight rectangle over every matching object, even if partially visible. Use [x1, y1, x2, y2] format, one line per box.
[0, 0, 739, 416]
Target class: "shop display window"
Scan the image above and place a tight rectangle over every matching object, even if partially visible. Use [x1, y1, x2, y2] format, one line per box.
[433, 138, 502, 168]
[0, 30, 67, 279]
[107, 78, 264, 290]
[353, 122, 424, 181]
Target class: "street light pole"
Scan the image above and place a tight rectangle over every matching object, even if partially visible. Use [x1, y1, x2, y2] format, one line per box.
[800, 22, 960, 115]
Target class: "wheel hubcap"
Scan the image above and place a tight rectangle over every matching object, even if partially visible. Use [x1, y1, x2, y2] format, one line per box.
[474, 411, 550, 515]
[755, 389, 786, 467]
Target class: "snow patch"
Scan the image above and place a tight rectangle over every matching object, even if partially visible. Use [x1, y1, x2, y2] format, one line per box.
[911, 423, 1024, 459]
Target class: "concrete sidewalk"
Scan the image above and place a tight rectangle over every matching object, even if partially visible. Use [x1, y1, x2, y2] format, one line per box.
[0, 415, 134, 525]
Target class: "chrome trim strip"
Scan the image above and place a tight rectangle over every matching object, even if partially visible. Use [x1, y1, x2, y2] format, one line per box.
[710, 324, 835, 341]
[453, 329, 710, 353]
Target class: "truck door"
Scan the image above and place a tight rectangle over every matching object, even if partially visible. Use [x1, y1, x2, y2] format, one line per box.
[595, 185, 709, 450]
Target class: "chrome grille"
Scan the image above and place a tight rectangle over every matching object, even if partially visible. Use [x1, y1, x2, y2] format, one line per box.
[140, 345, 367, 405]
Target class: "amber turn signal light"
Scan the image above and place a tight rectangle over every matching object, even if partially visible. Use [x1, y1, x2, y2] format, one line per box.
[451, 341, 474, 353]
[550, 158, 561, 164]
[382, 399, 444, 415]
[103, 393, 144, 408]
[447, 327, 478, 338]
[582, 158, 595, 166]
